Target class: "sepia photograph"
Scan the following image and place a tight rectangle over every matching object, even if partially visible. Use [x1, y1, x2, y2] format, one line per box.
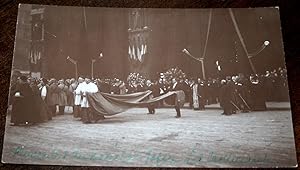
[1, 4, 297, 168]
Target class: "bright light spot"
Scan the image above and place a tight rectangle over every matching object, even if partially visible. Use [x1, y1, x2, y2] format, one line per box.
[264, 40, 270, 46]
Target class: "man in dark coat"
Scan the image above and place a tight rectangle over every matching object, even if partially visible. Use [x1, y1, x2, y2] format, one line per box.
[47, 79, 59, 116]
[11, 76, 36, 125]
[249, 75, 267, 111]
[40, 78, 52, 120]
[146, 80, 156, 114]
[219, 79, 237, 115]
[169, 78, 182, 118]
[197, 80, 206, 110]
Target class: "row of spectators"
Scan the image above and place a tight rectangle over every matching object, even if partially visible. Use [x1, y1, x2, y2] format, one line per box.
[9, 66, 289, 125]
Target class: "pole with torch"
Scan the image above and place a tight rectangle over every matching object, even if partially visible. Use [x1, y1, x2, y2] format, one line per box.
[182, 48, 206, 80]
[229, 8, 270, 74]
[91, 52, 103, 79]
[67, 56, 78, 79]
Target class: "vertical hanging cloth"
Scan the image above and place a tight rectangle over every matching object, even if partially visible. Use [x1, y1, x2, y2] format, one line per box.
[132, 46, 136, 60]
[141, 44, 144, 56]
[128, 46, 132, 59]
[137, 46, 141, 62]
[144, 44, 147, 55]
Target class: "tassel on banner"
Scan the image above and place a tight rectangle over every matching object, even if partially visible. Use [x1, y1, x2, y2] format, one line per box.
[132, 46, 136, 60]
[144, 44, 147, 54]
[141, 44, 144, 56]
[38, 51, 41, 60]
[30, 51, 33, 64]
[128, 46, 132, 59]
[137, 46, 141, 62]
[34, 51, 38, 64]
[33, 51, 36, 64]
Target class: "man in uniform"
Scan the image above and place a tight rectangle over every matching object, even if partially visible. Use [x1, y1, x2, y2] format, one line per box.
[48, 78, 59, 116]
[57, 80, 68, 115]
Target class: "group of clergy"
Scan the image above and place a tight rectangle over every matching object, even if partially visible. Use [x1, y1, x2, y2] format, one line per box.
[73, 77, 102, 123]
[46, 76, 101, 123]
[9, 76, 102, 125]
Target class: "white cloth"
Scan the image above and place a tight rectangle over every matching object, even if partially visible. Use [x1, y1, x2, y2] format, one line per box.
[172, 82, 178, 90]
[192, 84, 199, 109]
[41, 86, 47, 99]
[15, 92, 21, 97]
[80, 82, 98, 108]
[74, 82, 85, 105]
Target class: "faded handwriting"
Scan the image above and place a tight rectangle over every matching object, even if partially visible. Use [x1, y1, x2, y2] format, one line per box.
[11, 143, 273, 165]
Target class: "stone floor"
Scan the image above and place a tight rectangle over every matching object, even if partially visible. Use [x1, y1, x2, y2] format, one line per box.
[1, 104, 297, 168]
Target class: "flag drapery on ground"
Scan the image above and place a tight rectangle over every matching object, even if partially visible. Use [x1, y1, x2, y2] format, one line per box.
[87, 90, 185, 116]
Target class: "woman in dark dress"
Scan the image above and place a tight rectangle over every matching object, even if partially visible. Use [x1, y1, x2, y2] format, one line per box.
[11, 76, 35, 125]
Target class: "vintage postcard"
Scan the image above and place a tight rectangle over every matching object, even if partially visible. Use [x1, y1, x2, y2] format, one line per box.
[1, 4, 297, 168]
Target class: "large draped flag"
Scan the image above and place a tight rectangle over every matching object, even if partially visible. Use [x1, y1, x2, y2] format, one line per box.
[87, 90, 185, 116]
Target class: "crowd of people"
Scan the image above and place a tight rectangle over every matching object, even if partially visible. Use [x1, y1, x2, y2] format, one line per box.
[9, 66, 289, 125]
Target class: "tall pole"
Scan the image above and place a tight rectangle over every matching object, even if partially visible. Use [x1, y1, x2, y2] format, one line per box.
[200, 59, 206, 80]
[91, 61, 94, 79]
[201, 9, 212, 59]
[91, 60, 95, 79]
[91, 53, 103, 79]
[228, 8, 257, 74]
[75, 62, 78, 79]
[67, 56, 78, 79]
[182, 49, 206, 80]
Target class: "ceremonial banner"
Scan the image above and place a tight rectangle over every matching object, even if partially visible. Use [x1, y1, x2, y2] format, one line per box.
[87, 90, 185, 116]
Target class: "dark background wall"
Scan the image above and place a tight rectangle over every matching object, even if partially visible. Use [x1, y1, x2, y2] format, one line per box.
[1, 0, 300, 169]
[24, 5, 285, 80]
[43, 6, 129, 79]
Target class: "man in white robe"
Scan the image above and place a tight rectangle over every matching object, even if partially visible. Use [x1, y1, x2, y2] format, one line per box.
[80, 78, 98, 123]
[73, 77, 84, 118]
